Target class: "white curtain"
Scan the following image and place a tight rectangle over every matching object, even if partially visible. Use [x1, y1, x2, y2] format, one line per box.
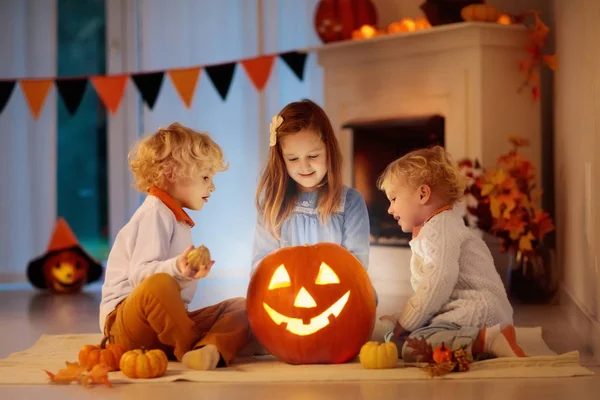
[0, 0, 57, 281]
[112, 0, 322, 307]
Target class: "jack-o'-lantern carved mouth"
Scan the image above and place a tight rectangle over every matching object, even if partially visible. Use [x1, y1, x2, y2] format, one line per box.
[262, 262, 350, 336]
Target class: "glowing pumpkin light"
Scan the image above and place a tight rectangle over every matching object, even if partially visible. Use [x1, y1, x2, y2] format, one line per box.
[247, 243, 376, 364]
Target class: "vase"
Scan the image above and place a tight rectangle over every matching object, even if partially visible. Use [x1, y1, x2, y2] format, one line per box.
[505, 246, 557, 303]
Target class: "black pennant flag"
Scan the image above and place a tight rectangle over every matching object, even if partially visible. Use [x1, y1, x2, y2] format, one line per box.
[132, 72, 165, 109]
[56, 79, 88, 115]
[280, 51, 308, 81]
[0, 81, 16, 114]
[205, 62, 236, 101]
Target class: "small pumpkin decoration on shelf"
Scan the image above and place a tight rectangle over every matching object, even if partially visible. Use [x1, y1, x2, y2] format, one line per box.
[78, 336, 125, 372]
[359, 341, 398, 369]
[460, 4, 501, 22]
[247, 243, 377, 365]
[120, 348, 168, 379]
[187, 245, 211, 268]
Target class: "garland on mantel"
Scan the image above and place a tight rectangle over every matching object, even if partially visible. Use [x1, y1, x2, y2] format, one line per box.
[0, 51, 308, 120]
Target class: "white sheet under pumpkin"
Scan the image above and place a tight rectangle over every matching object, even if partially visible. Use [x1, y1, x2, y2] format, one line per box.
[0, 328, 593, 385]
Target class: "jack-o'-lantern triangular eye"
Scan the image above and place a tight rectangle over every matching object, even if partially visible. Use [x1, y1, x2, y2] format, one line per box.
[315, 262, 339, 285]
[268, 264, 291, 290]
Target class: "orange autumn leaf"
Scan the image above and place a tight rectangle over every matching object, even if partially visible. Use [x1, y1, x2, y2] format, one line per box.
[490, 196, 502, 219]
[45, 361, 86, 384]
[500, 176, 518, 192]
[534, 210, 555, 237]
[542, 54, 558, 71]
[519, 231, 535, 252]
[81, 364, 112, 388]
[481, 183, 495, 196]
[531, 13, 549, 44]
[504, 215, 527, 240]
[491, 169, 507, 185]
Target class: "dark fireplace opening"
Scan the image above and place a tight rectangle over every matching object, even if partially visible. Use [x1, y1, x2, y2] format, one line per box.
[343, 115, 445, 247]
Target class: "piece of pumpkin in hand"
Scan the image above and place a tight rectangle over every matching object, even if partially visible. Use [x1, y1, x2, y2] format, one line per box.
[187, 245, 211, 268]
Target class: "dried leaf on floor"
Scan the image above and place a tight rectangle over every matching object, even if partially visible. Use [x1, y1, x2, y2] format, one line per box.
[423, 361, 456, 377]
[405, 337, 433, 363]
[81, 364, 112, 388]
[44, 361, 86, 384]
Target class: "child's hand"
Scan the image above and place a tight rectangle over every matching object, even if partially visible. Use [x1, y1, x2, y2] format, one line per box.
[177, 246, 215, 280]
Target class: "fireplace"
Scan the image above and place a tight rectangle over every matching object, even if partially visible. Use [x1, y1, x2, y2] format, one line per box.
[309, 22, 541, 302]
[343, 115, 444, 246]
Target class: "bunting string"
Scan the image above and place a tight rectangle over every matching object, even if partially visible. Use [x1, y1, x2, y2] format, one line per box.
[0, 51, 308, 119]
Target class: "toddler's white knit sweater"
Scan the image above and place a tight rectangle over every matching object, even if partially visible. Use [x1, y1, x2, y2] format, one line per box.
[398, 208, 514, 331]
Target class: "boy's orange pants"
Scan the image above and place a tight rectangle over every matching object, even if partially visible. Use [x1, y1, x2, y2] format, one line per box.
[104, 273, 250, 365]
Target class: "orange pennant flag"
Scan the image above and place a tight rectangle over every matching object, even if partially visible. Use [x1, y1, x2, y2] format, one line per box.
[91, 75, 128, 114]
[19, 79, 53, 120]
[168, 68, 201, 108]
[241, 55, 275, 91]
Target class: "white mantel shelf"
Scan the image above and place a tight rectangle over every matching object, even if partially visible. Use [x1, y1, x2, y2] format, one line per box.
[305, 22, 529, 59]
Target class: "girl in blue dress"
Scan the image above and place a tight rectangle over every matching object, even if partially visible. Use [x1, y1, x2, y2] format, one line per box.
[251, 99, 371, 278]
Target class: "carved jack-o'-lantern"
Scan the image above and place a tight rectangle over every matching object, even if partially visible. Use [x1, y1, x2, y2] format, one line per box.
[314, 0, 378, 43]
[247, 243, 376, 364]
[27, 218, 103, 294]
[42, 250, 90, 293]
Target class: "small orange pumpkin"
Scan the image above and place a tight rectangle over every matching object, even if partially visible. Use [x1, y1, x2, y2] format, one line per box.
[78, 336, 125, 371]
[120, 348, 168, 379]
[460, 4, 500, 22]
[433, 342, 454, 364]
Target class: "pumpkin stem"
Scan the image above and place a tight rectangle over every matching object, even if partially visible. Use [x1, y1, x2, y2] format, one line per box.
[100, 336, 109, 349]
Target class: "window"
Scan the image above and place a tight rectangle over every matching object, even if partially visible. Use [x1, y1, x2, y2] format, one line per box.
[57, 0, 108, 261]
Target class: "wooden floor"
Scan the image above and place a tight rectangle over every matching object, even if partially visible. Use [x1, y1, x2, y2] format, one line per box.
[0, 281, 598, 399]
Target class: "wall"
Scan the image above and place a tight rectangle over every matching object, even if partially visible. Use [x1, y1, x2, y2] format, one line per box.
[553, 0, 600, 357]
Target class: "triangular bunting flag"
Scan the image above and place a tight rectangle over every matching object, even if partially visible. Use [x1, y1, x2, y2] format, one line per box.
[91, 75, 128, 115]
[56, 78, 88, 115]
[205, 62, 236, 101]
[20, 79, 53, 120]
[280, 51, 308, 81]
[132, 72, 165, 109]
[0, 81, 16, 114]
[168, 68, 201, 108]
[241, 55, 275, 91]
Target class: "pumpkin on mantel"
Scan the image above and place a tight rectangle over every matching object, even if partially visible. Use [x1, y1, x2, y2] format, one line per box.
[460, 4, 501, 22]
[247, 243, 377, 365]
[314, 0, 378, 43]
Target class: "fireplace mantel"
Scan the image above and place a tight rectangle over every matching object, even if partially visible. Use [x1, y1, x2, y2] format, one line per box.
[308, 21, 540, 187]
